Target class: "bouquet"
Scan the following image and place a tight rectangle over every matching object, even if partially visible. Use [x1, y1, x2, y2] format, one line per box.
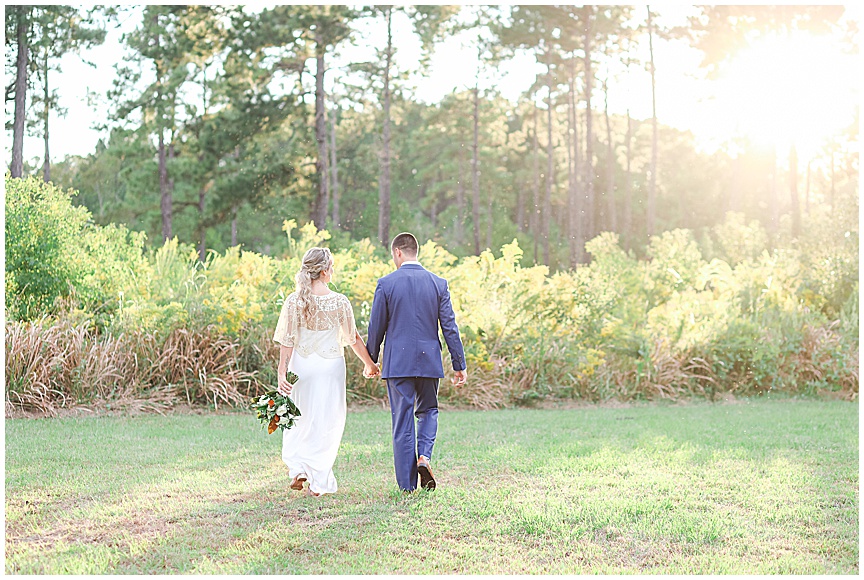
[251, 371, 302, 434]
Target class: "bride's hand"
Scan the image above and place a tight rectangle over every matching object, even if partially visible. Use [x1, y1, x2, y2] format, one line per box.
[277, 373, 292, 396]
[363, 363, 380, 379]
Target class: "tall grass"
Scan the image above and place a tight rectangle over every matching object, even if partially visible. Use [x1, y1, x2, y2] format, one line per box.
[5, 320, 260, 416]
[4, 177, 859, 412]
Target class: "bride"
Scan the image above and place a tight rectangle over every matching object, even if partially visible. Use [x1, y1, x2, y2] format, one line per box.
[273, 247, 379, 497]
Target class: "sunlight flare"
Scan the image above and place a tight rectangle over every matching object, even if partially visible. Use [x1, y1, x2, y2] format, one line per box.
[709, 30, 857, 159]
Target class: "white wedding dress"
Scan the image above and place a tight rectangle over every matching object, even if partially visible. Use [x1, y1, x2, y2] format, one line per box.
[273, 291, 357, 495]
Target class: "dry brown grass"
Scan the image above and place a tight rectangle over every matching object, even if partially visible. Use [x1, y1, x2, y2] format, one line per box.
[798, 322, 859, 400]
[5, 320, 264, 417]
[6, 317, 858, 416]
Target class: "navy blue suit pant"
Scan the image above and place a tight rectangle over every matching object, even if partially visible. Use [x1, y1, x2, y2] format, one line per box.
[386, 377, 439, 491]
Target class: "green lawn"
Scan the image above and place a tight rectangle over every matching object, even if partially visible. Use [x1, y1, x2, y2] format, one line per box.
[4, 399, 858, 574]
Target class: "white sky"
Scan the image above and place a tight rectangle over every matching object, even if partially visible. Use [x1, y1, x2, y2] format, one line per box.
[5, 4, 859, 165]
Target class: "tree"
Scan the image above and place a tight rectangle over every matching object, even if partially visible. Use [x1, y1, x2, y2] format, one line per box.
[602, 77, 617, 233]
[528, 5, 631, 261]
[330, 106, 341, 228]
[7, 6, 31, 178]
[497, 5, 558, 264]
[646, 5, 658, 237]
[622, 36, 635, 250]
[358, 5, 457, 247]
[28, 6, 107, 182]
[565, 58, 582, 266]
[789, 144, 800, 237]
[531, 102, 541, 263]
[581, 6, 597, 242]
[184, 5, 306, 259]
[378, 6, 394, 248]
[111, 6, 194, 242]
[293, 6, 356, 229]
[543, 58, 554, 265]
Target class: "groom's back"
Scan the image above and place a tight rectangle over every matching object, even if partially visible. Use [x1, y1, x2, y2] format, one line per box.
[372, 264, 447, 379]
[384, 266, 440, 337]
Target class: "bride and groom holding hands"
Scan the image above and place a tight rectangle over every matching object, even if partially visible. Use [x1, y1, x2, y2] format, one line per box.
[272, 232, 467, 496]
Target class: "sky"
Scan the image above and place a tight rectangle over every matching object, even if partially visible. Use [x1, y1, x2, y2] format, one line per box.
[5, 4, 860, 166]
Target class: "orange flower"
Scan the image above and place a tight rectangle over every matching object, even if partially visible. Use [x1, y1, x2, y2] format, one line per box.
[268, 399, 275, 407]
[268, 416, 279, 434]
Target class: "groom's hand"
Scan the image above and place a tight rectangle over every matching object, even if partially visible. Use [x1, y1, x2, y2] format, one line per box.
[452, 370, 467, 386]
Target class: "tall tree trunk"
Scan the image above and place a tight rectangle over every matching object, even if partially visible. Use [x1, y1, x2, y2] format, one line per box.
[42, 49, 50, 182]
[768, 146, 779, 236]
[486, 179, 493, 251]
[573, 66, 584, 264]
[623, 71, 633, 250]
[11, 7, 29, 179]
[567, 68, 578, 267]
[805, 159, 811, 215]
[168, 139, 175, 227]
[456, 143, 465, 244]
[471, 83, 481, 255]
[532, 103, 541, 264]
[429, 184, 437, 227]
[603, 78, 617, 233]
[377, 8, 393, 248]
[432, 171, 442, 228]
[829, 146, 835, 212]
[156, 14, 172, 243]
[647, 5, 658, 237]
[789, 144, 800, 237]
[159, 130, 171, 241]
[314, 33, 329, 229]
[543, 68, 553, 265]
[516, 180, 526, 233]
[330, 108, 340, 228]
[231, 204, 238, 247]
[515, 118, 526, 234]
[198, 183, 207, 263]
[582, 8, 595, 243]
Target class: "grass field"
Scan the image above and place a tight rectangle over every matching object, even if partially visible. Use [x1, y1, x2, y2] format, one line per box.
[4, 398, 859, 574]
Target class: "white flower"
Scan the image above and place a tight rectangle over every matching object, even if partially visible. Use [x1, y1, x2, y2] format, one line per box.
[276, 405, 288, 416]
[278, 416, 292, 425]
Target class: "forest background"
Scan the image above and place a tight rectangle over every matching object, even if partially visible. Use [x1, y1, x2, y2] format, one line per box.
[4, 5, 859, 414]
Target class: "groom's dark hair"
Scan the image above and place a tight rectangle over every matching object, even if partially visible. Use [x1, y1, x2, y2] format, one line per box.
[391, 232, 419, 256]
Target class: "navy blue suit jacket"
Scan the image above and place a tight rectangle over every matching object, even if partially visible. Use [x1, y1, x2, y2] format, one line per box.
[367, 264, 466, 379]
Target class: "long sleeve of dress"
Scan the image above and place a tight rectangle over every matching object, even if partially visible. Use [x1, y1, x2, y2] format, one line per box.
[273, 294, 300, 347]
[337, 295, 358, 348]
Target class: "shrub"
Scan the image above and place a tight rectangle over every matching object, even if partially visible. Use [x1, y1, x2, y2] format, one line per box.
[4, 195, 859, 412]
[5, 176, 90, 320]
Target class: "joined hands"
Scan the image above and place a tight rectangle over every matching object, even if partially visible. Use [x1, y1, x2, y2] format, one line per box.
[363, 363, 381, 379]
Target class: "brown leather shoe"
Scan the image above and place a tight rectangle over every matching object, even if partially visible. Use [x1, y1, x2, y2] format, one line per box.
[417, 456, 436, 490]
[290, 474, 307, 491]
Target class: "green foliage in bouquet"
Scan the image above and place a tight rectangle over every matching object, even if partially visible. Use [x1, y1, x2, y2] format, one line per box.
[250, 371, 301, 434]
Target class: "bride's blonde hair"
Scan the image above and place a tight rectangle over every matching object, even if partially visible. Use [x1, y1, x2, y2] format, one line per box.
[295, 247, 333, 323]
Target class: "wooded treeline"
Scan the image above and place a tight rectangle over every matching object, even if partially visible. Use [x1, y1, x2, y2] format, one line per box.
[5, 5, 858, 269]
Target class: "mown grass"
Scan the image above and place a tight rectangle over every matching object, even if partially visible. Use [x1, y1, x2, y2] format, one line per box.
[4, 398, 858, 574]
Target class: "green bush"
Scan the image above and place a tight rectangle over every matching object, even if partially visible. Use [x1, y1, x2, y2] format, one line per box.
[4, 175, 859, 410]
[5, 176, 90, 320]
[5, 176, 150, 325]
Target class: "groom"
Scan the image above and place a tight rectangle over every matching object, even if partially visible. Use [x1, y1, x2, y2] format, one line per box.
[367, 232, 467, 492]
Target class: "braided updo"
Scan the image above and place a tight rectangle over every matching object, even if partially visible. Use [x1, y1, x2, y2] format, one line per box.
[295, 247, 333, 323]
